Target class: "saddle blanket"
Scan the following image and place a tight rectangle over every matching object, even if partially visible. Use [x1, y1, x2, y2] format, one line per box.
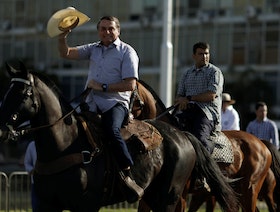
[210, 131, 234, 163]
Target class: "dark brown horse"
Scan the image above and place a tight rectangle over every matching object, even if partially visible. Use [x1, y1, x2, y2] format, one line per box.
[0, 61, 239, 212]
[132, 80, 274, 212]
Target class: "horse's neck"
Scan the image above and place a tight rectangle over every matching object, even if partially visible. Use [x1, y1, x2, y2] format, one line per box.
[34, 80, 79, 155]
[37, 82, 64, 123]
[136, 83, 157, 119]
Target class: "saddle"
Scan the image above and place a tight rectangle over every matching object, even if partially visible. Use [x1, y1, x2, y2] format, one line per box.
[78, 113, 163, 153]
[121, 119, 163, 152]
[209, 131, 234, 163]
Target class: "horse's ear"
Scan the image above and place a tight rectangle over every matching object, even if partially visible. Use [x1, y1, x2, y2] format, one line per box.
[5, 59, 28, 79]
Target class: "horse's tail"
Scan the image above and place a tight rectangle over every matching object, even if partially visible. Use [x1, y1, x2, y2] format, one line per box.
[184, 131, 239, 212]
[260, 139, 280, 205]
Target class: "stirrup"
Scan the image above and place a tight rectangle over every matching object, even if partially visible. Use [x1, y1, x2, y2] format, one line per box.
[119, 171, 144, 202]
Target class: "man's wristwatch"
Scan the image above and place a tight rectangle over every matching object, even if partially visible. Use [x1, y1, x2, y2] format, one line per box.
[187, 95, 192, 101]
[102, 84, 108, 92]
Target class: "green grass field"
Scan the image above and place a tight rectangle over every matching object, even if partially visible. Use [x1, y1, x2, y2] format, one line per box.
[2, 206, 269, 212]
[2, 201, 269, 212]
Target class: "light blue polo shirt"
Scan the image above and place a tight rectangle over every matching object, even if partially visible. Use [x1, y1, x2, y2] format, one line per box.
[77, 38, 139, 113]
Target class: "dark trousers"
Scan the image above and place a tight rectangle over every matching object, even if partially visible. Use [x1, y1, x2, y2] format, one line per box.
[102, 103, 134, 169]
[31, 183, 39, 212]
[177, 104, 215, 153]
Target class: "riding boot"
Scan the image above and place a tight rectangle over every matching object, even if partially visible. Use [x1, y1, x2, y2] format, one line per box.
[119, 169, 144, 203]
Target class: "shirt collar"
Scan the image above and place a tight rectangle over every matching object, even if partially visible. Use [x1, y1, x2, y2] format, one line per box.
[191, 63, 210, 72]
[256, 117, 268, 123]
[97, 37, 121, 48]
[227, 105, 234, 110]
[113, 37, 121, 46]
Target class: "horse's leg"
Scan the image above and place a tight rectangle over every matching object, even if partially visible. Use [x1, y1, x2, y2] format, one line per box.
[205, 196, 216, 212]
[138, 197, 187, 212]
[188, 192, 209, 212]
[175, 197, 187, 212]
[221, 131, 273, 212]
[137, 196, 188, 212]
[143, 179, 188, 212]
[136, 124, 196, 212]
[174, 180, 191, 212]
[138, 199, 151, 212]
[260, 169, 276, 212]
[37, 203, 62, 212]
[239, 180, 265, 212]
[276, 190, 280, 212]
[264, 196, 277, 212]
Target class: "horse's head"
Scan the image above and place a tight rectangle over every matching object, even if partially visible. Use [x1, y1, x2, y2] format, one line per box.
[0, 60, 39, 141]
[131, 80, 178, 124]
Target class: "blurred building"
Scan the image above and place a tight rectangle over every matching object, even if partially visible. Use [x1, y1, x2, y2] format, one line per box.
[1, 0, 280, 108]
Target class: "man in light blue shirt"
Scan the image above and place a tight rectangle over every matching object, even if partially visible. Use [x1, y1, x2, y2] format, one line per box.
[246, 101, 279, 149]
[58, 16, 142, 202]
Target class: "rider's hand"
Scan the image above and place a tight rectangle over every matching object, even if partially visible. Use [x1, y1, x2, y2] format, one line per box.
[87, 79, 102, 91]
[175, 96, 189, 111]
[58, 30, 71, 40]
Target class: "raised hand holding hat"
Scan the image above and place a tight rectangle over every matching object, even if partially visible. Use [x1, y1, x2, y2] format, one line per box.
[47, 7, 90, 38]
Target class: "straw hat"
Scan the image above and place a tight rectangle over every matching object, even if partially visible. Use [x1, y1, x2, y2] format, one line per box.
[47, 7, 90, 38]
[222, 93, 236, 104]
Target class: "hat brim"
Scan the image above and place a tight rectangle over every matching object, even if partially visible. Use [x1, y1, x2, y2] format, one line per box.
[223, 100, 236, 104]
[47, 7, 90, 38]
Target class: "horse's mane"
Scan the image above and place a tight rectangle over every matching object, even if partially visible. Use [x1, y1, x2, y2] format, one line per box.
[31, 71, 74, 112]
[31, 71, 61, 95]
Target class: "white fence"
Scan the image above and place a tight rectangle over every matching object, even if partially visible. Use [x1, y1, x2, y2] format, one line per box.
[0, 171, 138, 212]
[0, 172, 8, 211]
[0, 171, 31, 212]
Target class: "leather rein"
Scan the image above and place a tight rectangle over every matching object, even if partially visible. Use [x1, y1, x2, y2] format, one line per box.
[18, 86, 91, 137]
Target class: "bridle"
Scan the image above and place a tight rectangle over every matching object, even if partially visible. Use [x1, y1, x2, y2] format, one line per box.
[4, 75, 38, 140]
[4, 74, 90, 140]
[2, 71, 100, 174]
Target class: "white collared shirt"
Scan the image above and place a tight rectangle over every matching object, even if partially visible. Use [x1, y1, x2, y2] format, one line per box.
[221, 105, 240, 130]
